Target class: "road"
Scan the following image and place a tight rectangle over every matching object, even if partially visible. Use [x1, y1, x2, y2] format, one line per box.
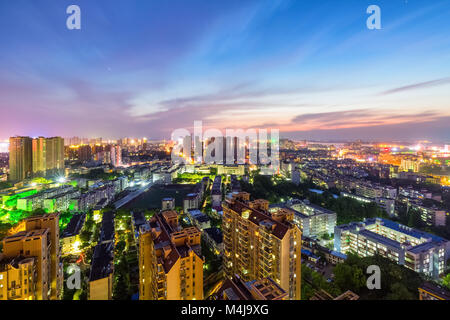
[113, 181, 154, 209]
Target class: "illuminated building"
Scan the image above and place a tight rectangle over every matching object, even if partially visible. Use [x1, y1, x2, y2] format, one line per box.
[341, 192, 396, 217]
[209, 274, 287, 300]
[187, 209, 211, 231]
[162, 197, 175, 211]
[139, 210, 204, 300]
[270, 199, 336, 238]
[335, 218, 449, 279]
[400, 158, 421, 173]
[32, 137, 65, 178]
[61, 213, 86, 255]
[211, 175, 222, 207]
[222, 192, 302, 300]
[0, 255, 36, 300]
[24, 213, 63, 299]
[8, 136, 32, 182]
[407, 203, 447, 227]
[1, 229, 50, 300]
[109, 145, 122, 167]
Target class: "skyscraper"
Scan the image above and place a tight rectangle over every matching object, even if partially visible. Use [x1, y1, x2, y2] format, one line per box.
[8, 136, 32, 182]
[222, 192, 302, 300]
[32, 137, 65, 178]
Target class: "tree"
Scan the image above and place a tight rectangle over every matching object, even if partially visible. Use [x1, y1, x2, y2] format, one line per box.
[386, 282, 414, 300]
[116, 240, 126, 253]
[334, 263, 365, 293]
[443, 274, 450, 290]
[113, 274, 130, 300]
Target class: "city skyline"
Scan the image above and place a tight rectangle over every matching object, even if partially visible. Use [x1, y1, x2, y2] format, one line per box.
[1, 0, 449, 142]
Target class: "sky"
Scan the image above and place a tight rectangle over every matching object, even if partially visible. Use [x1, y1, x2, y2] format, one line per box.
[0, 0, 449, 142]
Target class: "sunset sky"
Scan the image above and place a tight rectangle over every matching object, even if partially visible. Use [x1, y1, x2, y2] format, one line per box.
[0, 0, 449, 142]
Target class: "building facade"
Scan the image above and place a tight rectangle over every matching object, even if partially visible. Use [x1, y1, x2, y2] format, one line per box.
[9, 136, 32, 182]
[139, 210, 204, 300]
[222, 192, 302, 300]
[335, 218, 450, 279]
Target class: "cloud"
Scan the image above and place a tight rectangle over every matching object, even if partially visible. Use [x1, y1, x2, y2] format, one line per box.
[282, 116, 450, 143]
[290, 109, 441, 130]
[381, 77, 450, 95]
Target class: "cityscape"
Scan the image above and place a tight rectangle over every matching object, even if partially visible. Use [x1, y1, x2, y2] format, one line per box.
[1, 0, 450, 309]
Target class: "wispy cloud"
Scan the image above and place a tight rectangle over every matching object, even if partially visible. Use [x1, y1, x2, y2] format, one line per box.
[381, 77, 450, 95]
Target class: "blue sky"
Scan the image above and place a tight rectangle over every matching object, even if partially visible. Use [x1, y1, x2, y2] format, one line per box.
[0, 0, 449, 141]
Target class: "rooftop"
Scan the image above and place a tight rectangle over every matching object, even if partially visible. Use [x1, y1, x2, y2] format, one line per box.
[61, 213, 86, 238]
[89, 242, 114, 282]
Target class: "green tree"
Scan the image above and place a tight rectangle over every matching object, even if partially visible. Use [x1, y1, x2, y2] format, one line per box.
[386, 282, 414, 300]
[443, 274, 450, 290]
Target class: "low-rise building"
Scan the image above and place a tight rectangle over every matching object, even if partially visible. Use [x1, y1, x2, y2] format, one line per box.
[183, 193, 200, 213]
[88, 242, 114, 300]
[61, 213, 86, 255]
[335, 218, 450, 279]
[203, 227, 223, 255]
[270, 199, 336, 238]
[162, 197, 175, 211]
[187, 209, 211, 230]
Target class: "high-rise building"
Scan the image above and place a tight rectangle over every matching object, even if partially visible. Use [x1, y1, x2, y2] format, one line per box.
[139, 210, 204, 300]
[0, 254, 37, 300]
[23, 213, 63, 299]
[78, 145, 92, 162]
[32, 137, 65, 178]
[222, 192, 302, 300]
[8, 136, 32, 181]
[110, 145, 122, 167]
[1, 229, 51, 300]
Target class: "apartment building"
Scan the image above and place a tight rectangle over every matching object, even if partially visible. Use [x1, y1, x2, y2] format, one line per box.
[222, 192, 302, 300]
[23, 213, 62, 299]
[407, 202, 447, 227]
[139, 210, 204, 300]
[1, 229, 50, 300]
[270, 199, 336, 238]
[0, 255, 36, 300]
